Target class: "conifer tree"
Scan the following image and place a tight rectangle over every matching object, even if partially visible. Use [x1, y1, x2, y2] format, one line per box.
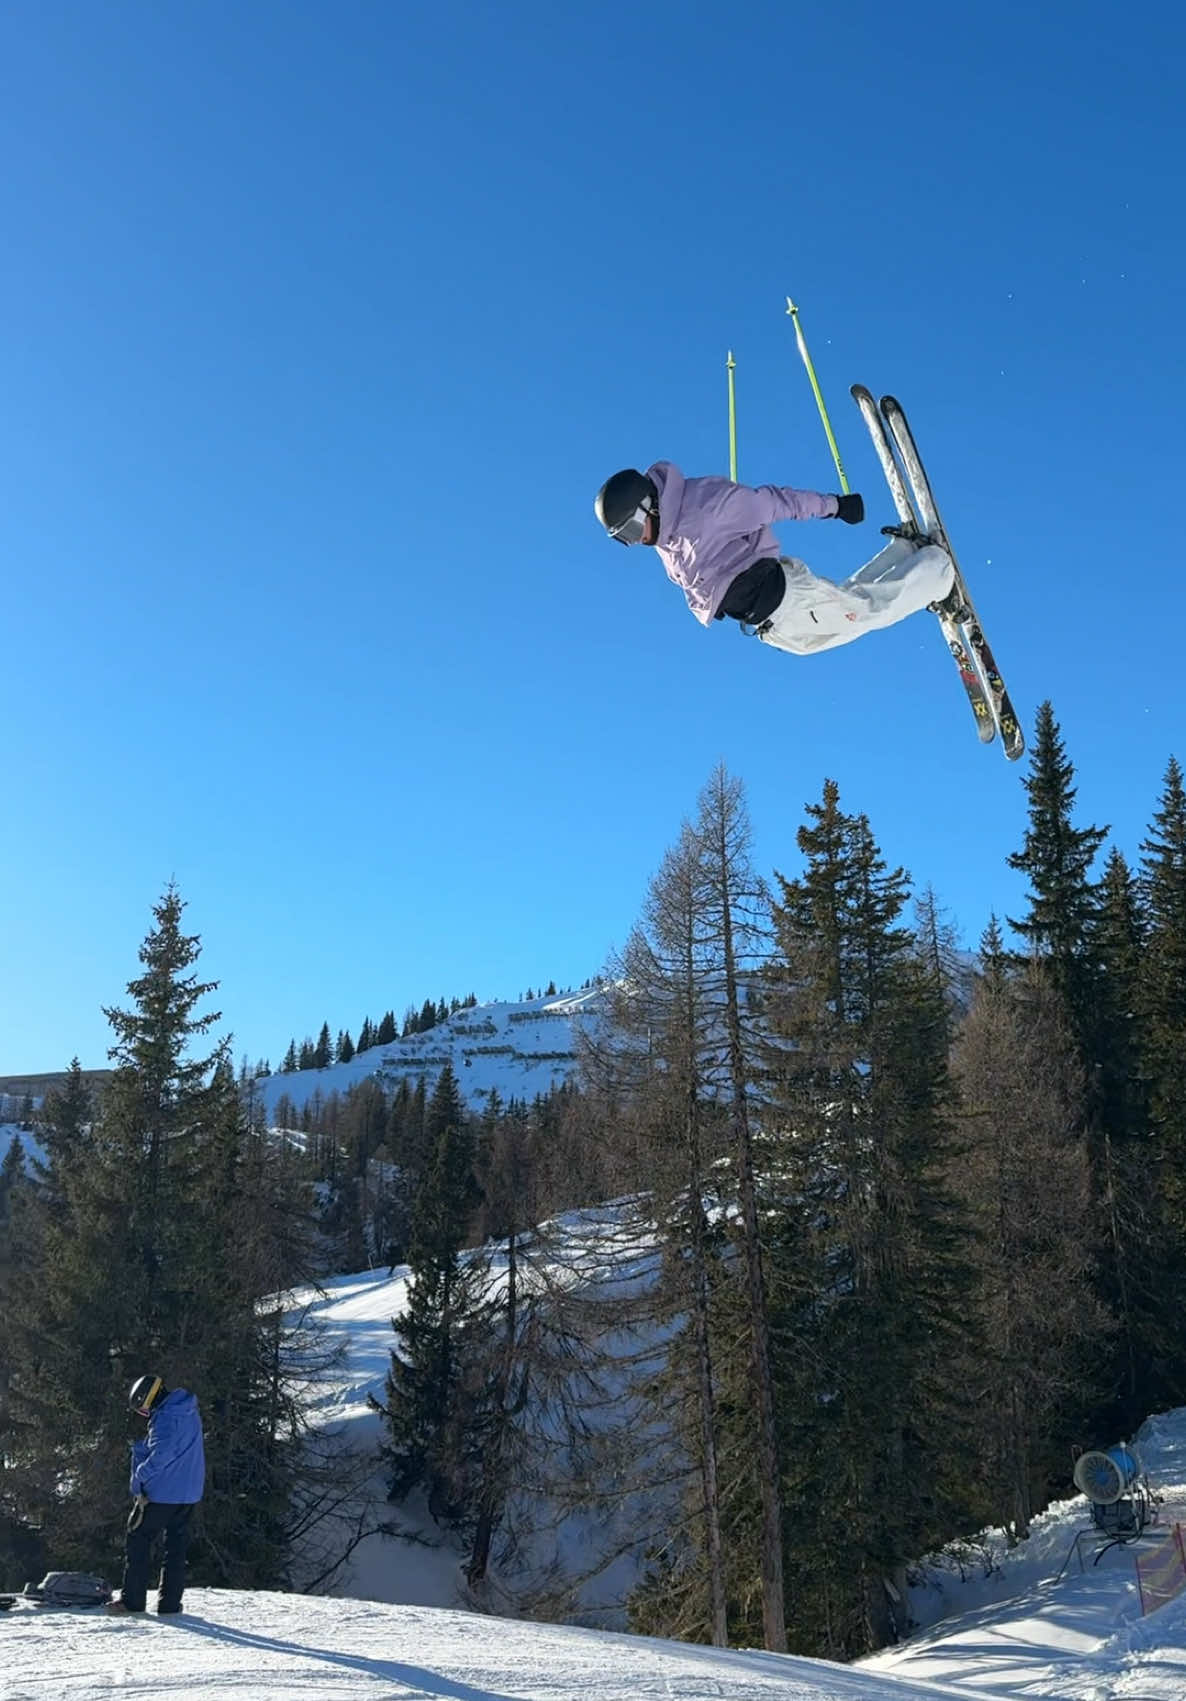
[0, 1137, 34, 1390]
[912, 884, 964, 1007]
[376, 1011, 397, 1045]
[978, 914, 1011, 985]
[464, 1091, 552, 1591]
[1007, 700, 1108, 1043]
[0, 1134, 44, 1581]
[765, 782, 977, 1655]
[0, 1136, 25, 1214]
[374, 1062, 489, 1523]
[1138, 755, 1186, 1396]
[282, 1040, 298, 1073]
[313, 1022, 333, 1070]
[33, 1060, 94, 1219]
[2, 889, 307, 1587]
[1003, 706, 1181, 1429]
[692, 765, 786, 1651]
[403, 1078, 429, 1180]
[952, 952, 1106, 1534]
[1091, 848, 1164, 1420]
[594, 823, 734, 1646]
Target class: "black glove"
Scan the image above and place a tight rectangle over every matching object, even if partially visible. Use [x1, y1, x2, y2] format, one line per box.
[833, 493, 864, 525]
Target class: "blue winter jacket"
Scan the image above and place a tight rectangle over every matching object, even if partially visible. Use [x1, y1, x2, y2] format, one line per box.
[130, 1388, 206, 1504]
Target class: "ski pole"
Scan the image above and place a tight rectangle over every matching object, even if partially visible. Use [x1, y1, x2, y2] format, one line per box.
[726, 349, 738, 481]
[785, 298, 850, 493]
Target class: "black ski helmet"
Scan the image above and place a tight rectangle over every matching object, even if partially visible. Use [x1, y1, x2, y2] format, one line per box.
[129, 1374, 166, 1416]
[594, 468, 659, 545]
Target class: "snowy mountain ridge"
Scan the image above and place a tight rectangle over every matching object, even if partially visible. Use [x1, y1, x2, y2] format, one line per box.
[226, 943, 984, 1127]
[253, 986, 607, 1121]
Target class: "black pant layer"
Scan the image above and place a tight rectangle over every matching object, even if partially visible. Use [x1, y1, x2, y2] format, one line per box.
[121, 1501, 194, 1611]
[714, 557, 785, 624]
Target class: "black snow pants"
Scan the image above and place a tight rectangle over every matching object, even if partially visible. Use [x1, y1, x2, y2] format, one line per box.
[121, 1501, 195, 1612]
[713, 557, 786, 625]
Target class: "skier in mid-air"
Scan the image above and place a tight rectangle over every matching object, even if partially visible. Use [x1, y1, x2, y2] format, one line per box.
[594, 464, 954, 656]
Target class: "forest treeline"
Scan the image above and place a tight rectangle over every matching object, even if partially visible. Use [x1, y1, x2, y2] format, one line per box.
[1, 700, 1182, 1660]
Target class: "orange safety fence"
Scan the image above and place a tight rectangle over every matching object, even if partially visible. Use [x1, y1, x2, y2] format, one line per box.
[1136, 1522, 1186, 1616]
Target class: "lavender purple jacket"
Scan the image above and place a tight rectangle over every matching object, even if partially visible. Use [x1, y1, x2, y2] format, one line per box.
[647, 462, 838, 626]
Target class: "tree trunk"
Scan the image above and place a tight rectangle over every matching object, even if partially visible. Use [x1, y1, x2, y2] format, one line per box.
[719, 860, 786, 1651]
[467, 1229, 518, 1585]
[689, 1204, 728, 1646]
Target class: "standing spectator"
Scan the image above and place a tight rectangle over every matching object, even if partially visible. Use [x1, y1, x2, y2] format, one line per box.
[107, 1374, 205, 1616]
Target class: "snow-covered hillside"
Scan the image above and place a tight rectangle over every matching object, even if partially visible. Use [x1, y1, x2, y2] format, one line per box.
[0, 1122, 43, 1168]
[286, 1237, 1186, 1661]
[287, 1204, 663, 1618]
[6, 1532, 1186, 1701]
[8, 1223, 1186, 1700]
[255, 988, 605, 1120]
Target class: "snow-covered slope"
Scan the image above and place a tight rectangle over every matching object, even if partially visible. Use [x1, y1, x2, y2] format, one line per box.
[6, 1564, 1186, 1701]
[862, 1407, 1186, 1695]
[287, 1239, 1186, 1665]
[286, 1204, 664, 1617]
[255, 988, 605, 1119]
[9, 1226, 1186, 1700]
[0, 1588, 978, 1701]
[0, 1122, 43, 1168]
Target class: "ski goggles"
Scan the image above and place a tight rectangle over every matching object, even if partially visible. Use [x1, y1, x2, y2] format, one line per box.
[607, 500, 654, 545]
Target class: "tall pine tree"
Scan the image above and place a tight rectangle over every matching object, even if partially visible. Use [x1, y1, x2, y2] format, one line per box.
[765, 781, 978, 1656]
[1007, 700, 1108, 1048]
[952, 949, 1105, 1536]
[1, 889, 308, 1587]
[374, 1062, 490, 1524]
[1138, 755, 1186, 1401]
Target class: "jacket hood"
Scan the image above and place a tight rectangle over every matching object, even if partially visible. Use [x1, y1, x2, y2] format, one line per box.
[159, 1388, 197, 1416]
[646, 461, 685, 545]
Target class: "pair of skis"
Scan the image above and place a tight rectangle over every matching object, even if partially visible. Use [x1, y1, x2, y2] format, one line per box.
[852, 387, 1024, 761]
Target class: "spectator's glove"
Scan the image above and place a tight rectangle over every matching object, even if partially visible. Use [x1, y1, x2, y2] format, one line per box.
[834, 493, 864, 524]
[128, 1492, 149, 1531]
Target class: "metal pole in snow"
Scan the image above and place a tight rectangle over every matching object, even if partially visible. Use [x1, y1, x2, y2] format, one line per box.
[786, 297, 850, 493]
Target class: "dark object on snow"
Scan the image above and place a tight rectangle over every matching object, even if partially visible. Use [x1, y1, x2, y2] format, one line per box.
[0, 1594, 16, 1609]
[22, 1572, 113, 1607]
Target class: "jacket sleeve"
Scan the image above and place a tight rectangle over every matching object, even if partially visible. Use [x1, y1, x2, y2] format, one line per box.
[130, 1411, 192, 1496]
[701, 479, 838, 531]
[129, 1439, 149, 1496]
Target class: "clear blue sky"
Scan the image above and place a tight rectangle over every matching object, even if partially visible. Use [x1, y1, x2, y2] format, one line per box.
[2, 0, 1182, 1074]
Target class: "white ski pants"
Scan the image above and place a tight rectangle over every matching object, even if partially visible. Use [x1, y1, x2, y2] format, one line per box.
[756, 535, 954, 657]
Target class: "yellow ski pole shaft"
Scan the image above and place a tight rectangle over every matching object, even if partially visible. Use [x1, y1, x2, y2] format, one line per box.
[726, 349, 738, 481]
[785, 297, 850, 493]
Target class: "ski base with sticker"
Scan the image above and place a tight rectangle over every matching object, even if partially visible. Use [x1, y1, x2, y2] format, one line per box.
[851, 385, 1024, 761]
